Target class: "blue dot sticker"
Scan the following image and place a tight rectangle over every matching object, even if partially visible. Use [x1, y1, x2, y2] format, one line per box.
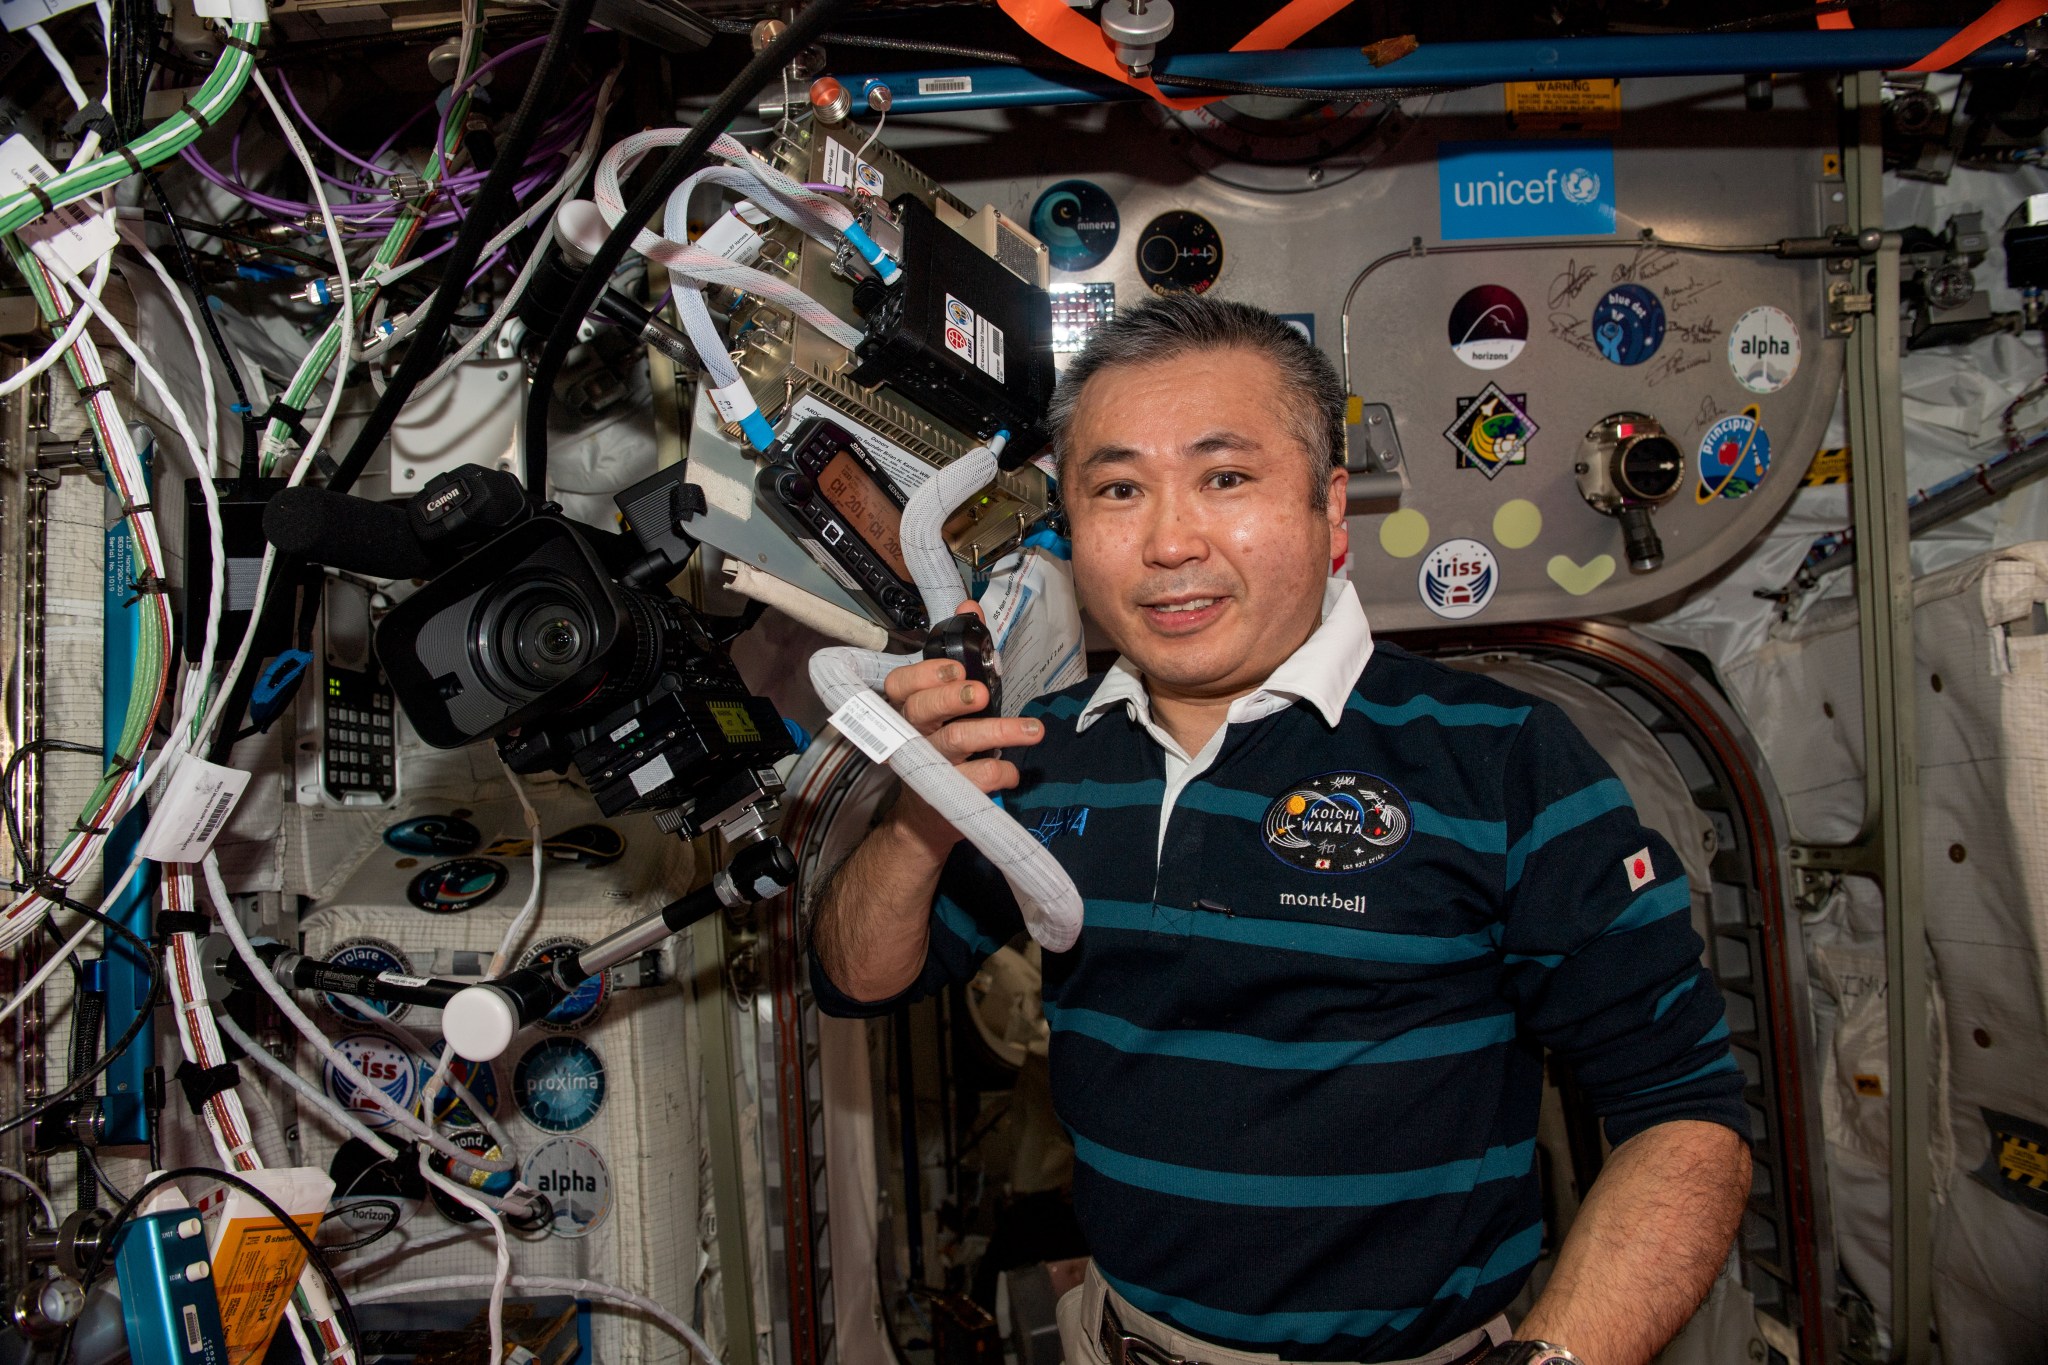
[1591, 284, 1665, 366]
[518, 937, 611, 1032]
[514, 1037, 607, 1134]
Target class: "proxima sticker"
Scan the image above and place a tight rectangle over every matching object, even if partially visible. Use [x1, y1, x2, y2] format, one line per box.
[1418, 538, 1499, 620]
[514, 1037, 608, 1133]
[1263, 772, 1412, 875]
[1727, 305, 1801, 394]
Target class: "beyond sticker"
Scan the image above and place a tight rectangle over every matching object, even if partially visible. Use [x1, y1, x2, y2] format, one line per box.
[1262, 772, 1412, 875]
[1447, 285, 1529, 370]
[1418, 538, 1499, 620]
[1696, 407, 1773, 502]
[518, 936, 612, 1031]
[322, 938, 412, 1025]
[382, 815, 480, 856]
[421, 1041, 500, 1126]
[526, 1136, 614, 1239]
[515, 1037, 607, 1133]
[406, 857, 506, 913]
[325, 1033, 420, 1131]
[1727, 305, 1801, 394]
[1445, 385, 1536, 478]
[1591, 284, 1665, 366]
[428, 1129, 517, 1224]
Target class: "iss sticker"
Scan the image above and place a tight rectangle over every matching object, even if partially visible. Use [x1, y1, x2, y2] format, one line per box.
[324, 1032, 421, 1131]
[1445, 384, 1537, 478]
[406, 857, 506, 913]
[1591, 283, 1665, 365]
[526, 1137, 614, 1239]
[1418, 538, 1500, 620]
[1447, 285, 1529, 370]
[1262, 772, 1412, 875]
[1727, 305, 1800, 394]
[515, 1036, 608, 1133]
[422, 1041, 500, 1126]
[1696, 407, 1772, 502]
[322, 938, 413, 1025]
[428, 1129, 517, 1224]
[382, 815, 480, 856]
[518, 936, 612, 1031]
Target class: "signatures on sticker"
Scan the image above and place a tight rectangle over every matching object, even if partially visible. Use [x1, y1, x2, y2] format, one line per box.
[1548, 260, 1599, 309]
[1548, 312, 1604, 360]
[1611, 245, 1681, 285]
[1668, 318, 1721, 346]
[1645, 349, 1710, 388]
[1662, 276, 1721, 313]
[1695, 394, 1725, 430]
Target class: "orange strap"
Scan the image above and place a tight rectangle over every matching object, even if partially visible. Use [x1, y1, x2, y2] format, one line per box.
[995, 0, 1359, 110]
[1817, 0, 1853, 32]
[1903, 0, 2048, 70]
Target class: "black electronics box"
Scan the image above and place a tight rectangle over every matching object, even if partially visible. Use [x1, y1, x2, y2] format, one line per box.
[183, 478, 306, 662]
[851, 195, 1055, 463]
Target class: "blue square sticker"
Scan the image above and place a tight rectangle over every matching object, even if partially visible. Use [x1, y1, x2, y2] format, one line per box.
[1438, 140, 1616, 241]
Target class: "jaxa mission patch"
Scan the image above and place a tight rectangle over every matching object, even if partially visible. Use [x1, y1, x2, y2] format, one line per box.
[1262, 772, 1412, 874]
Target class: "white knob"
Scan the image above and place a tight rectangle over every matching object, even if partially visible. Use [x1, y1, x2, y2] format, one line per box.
[443, 986, 519, 1062]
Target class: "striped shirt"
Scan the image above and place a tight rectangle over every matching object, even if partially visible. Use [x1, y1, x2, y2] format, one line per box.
[814, 602, 1745, 1363]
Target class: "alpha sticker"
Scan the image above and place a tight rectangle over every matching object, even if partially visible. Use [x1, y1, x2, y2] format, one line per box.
[1447, 285, 1529, 370]
[428, 1129, 518, 1224]
[525, 1137, 614, 1239]
[514, 1037, 608, 1133]
[1418, 538, 1499, 620]
[1727, 305, 1801, 394]
[324, 1033, 421, 1131]
[322, 938, 413, 1024]
[1973, 1107, 2048, 1216]
[382, 815, 481, 856]
[518, 936, 612, 1032]
[421, 1041, 500, 1126]
[1262, 772, 1412, 875]
[1445, 385, 1537, 478]
[1591, 284, 1665, 366]
[406, 857, 507, 913]
[1696, 407, 1773, 502]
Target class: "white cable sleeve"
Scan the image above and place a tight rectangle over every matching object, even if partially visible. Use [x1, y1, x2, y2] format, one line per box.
[0, 1165, 55, 1227]
[723, 560, 888, 649]
[349, 1275, 714, 1365]
[413, 1150, 512, 1365]
[215, 1013, 399, 1161]
[902, 446, 993, 626]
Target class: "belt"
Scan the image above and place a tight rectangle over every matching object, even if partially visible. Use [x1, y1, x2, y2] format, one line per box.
[1097, 1290, 1499, 1365]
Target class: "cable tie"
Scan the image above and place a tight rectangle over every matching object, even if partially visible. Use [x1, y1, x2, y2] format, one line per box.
[76, 381, 114, 400]
[119, 499, 154, 519]
[178, 98, 215, 135]
[30, 875, 70, 903]
[174, 1059, 242, 1114]
[25, 182, 53, 215]
[219, 33, 260, 55]
[262, 399, 310, 448]
[124, 574, 172, 607]
[153, 910, 211, 942]
[69, 816, 112, 836]
[112, 144, 144, 176]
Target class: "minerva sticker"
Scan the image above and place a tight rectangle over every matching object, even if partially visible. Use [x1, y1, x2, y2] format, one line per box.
[1444, 384, 1536, 478]
[1695, 407, 1772, 503]
[526, 1136, 614, 1238]
[1262, 772, 1412, 874]
[324, 1033, 421, 1130]
[382, 815, 480, 856]
[518, 936, 612, 1031]
[1418, 538, 1499, 620]
[1727, 305, 1800, 393]
[322, 938, 413, 1024]
[514, 1036, 608, 1133]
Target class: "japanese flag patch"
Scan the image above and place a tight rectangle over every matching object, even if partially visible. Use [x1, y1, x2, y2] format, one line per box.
[1624, 847, 1656, 892]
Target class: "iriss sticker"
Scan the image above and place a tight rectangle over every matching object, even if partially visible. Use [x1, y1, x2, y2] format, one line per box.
[1262, 772, 1412, 874]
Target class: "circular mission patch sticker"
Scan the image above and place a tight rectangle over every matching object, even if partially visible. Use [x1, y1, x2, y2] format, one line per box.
[1262, 772, 1412, 874]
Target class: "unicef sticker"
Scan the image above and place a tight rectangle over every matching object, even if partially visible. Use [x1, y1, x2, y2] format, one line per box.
[1591, 284, 1665, 366]
[323, 938, 413, 1024]
[1263, 772, 1412, 875]
[325, 1033, 421, 1131]
[526, 1136, 614, 1239]
[1418, 538, 1499, 620]
[517, 936, 611, 1031]
[514, 1037, 608, 1133]
[1728, 305, 1800, 394]
[1696, 407, 1772, 503]
[407, 857, 507, 913]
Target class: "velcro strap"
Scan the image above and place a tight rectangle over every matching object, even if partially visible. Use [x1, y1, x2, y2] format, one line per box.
[263, 399, 310, 448]
[154, 910, 211, 941]
[175, 1059, 241, 1113]
[220, 34, 260, 55]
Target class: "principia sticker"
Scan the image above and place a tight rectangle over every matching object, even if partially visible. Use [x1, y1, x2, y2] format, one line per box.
[518, 936, 612, 1032]
[1418, 538, 1499, 620]
[324, 1033, 421, 1131]
[514, 1037, 608, 1133]
[1696, 407, 1773, 503]
[525, 1136, 614, 1239]
[323, 938, 414, 1025]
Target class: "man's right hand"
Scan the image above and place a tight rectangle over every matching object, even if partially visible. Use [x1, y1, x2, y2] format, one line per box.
[879, 601, 1045, 857]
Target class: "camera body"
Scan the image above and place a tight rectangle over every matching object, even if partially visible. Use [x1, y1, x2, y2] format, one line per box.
[374, 463, 794, 836]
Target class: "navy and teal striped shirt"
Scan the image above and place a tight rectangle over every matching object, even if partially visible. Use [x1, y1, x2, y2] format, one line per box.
[814, 642, 1745, 1362]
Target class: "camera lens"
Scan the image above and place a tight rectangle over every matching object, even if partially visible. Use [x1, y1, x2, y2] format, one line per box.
[510, 598, 590, 685]
[1616, 435, 1683, 503]
[474, 581, 598, 698]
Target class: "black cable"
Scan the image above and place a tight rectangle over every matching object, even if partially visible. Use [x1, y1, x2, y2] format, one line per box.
[71, 990, 106, 1208]
[0, 896, 163, 1140]
[134, 212, 337, 272]
[76, 1165, 363, 1355]
[322, 0, 605, 496]
[524, 0, 853, 496]
[706, 16, 1025, 65]
[1, 739, 100, 880]
[143, 172, 262, 480]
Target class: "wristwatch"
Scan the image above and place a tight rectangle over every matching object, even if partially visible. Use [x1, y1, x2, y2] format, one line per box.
[1477, 1342, 1582, 1365]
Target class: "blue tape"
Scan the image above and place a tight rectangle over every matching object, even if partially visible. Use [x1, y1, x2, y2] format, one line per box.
[740, 410, 777, 452]
[842, 223, 903, 284]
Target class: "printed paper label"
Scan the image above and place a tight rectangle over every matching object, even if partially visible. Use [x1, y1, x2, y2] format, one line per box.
[707, 377, 758, 423]
[917, 76, 973, 96]
[138, 757, 251, 863]
[975, 313, 1006, 383]
[823, 138, 884, 197]
[0, 134, 118, 276]
[784, 394, 940, 496]
[827, 689, 919, 764]
[695, 211, 763, 264]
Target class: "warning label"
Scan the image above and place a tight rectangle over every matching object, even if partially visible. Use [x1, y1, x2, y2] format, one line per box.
[1505, 79, 1622, 132]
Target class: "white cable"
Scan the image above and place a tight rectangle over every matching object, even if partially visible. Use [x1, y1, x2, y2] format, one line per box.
[413, 1151, 512, 1365]
[0, 918, 94, 1028]
[0, 253, 109, 399]
[854, 108, 887, 166]
[215, 1013, 399, 1161]
[121, 229, 222, 476]
[251, 65, 357, 417]
[349, 1275, 714, 1365]
[0, 1164, 56, 1227]
[27, 24, 89, 112]
[491, 759, 545, 975]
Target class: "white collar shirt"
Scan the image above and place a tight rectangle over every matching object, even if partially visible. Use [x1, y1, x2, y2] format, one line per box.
[1073, 577, 1375, 858]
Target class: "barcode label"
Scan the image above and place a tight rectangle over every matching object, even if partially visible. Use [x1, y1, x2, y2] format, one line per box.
[827, 690, 918, 764]
[182, 1303, 202, 1353]
[0, 134, 118, 275]
[627, 752, 676, 796]
[918, 76, 973, 95]
[138, 757, 251, 864]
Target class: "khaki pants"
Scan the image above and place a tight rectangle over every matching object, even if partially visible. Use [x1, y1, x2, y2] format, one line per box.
[1055, 1263, 1508, 1365]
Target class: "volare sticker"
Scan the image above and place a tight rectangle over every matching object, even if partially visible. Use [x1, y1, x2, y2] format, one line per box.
[1447, 285, 1529, 370]
[1262, 772, 1412, 875]
[323, 939, 414, 1024]
[514, 1036, 608, 1133]
[1445, 384, 1536, 479]
[1727, 305, 1801, 394]
[525, 1137, 614, 1239]
[382, 815, 480, 856]
[943, 294, 976, 368]
[406, 857, 506, 913]
[1438, 139, 1615, 241]
[1696, 407, 1772, 502]
[1624, 847, 1656, 891]
[1591, 284, 1665, 365]
[518, 936, 612, 1031]
[324, 1033, 421, 1131]
[1418, 538, 1499, 620]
